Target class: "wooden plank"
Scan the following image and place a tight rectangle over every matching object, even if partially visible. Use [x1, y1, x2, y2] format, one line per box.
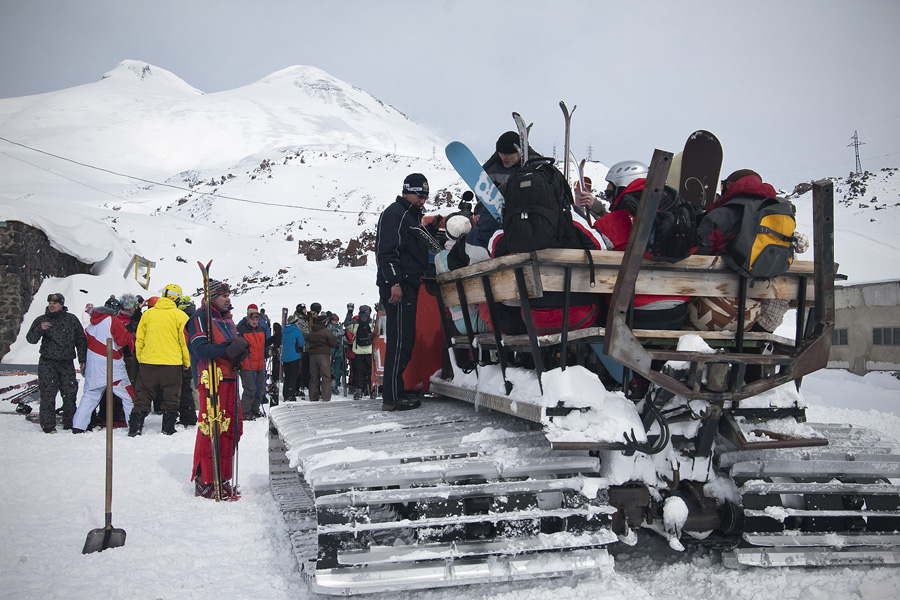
[438, 250, 816, 307]
[450, 327, 792, 349]
[441, 261, 541, 307]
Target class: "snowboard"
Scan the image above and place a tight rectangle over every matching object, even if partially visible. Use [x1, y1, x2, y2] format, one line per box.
[445, 141, 504, 222]
[679, 130, 723, 208]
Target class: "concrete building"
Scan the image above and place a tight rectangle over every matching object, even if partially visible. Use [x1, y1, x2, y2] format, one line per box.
[828, 280, 900, 375]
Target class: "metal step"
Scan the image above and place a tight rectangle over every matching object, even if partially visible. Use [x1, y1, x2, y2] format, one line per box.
[724, 545, 900, 568]
[742, 531, 900, 548]
[730, 459, 900, 479]
[310, 548, 611, 596]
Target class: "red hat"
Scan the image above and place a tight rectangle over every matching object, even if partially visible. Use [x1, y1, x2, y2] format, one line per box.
[247, 304, 261, 316]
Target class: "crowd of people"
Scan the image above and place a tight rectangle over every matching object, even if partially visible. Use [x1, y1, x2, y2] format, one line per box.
[25, 280, 378, 499]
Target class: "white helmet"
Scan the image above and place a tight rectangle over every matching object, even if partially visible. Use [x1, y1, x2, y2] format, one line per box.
[605, 160, 648, 189]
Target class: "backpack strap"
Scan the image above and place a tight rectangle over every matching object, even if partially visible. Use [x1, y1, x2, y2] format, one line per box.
[757, 225, 795, 242]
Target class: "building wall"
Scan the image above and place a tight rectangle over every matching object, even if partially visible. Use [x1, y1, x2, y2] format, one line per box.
[0, 221, 93, 360]
[829, 281, 900, 375]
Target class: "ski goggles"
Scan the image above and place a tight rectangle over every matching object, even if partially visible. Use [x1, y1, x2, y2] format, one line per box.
[47, 294, 64, 304]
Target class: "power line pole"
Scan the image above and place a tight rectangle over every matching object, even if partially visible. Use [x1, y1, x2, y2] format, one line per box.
[586, 143, 594, 161]
[848, 130, 864, 174]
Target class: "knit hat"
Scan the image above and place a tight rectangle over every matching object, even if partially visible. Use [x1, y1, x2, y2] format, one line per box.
[496, 131, 520, 154]
[445, 213, 473, 241]
[208, 279, 230, 300]
[247, 304, 261, 317]
[287, 314, 298, 324]
[47, 292, 65, 305]
[402, 173, 429, 197]
[313, 314, 328, 325]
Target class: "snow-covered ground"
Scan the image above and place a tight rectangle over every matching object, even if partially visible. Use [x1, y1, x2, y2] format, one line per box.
[2, 370, 900, 600]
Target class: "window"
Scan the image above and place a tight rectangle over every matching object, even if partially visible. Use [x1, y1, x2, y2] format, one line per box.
[832, 328, 848, 346]
[873, 327, 900, 346]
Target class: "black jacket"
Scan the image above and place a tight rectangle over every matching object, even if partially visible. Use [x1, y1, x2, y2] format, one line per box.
[375, 195, 428, 288]
[25, 307, 87, 363]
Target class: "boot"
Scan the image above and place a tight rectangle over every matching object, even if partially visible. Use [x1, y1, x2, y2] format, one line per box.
[161, 412, 178, 435]
[128, 411, 147, 437]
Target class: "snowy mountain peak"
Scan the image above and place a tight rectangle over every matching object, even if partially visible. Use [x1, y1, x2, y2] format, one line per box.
[251, 64, 399, 118]
[99, 59, 203, 95]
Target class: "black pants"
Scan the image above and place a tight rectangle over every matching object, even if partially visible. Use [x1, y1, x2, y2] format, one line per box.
[299, 352, 310, 389]
[378, 283, 419, 403]
[38, 358, 79, 430]
[282, 359, 300, 398]
[179, 367, 197, 425]
[351, 354, 372, 394]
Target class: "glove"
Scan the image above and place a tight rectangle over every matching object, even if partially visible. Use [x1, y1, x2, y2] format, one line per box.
[226, 337, 250, 360]
[347, 303, 354, 312]
[792, 232, 810, 254]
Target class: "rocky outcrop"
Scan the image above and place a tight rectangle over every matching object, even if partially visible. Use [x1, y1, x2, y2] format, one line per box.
[0, 221, 92, 360]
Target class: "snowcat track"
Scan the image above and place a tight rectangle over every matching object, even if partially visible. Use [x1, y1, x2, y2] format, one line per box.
[719, 423, 900, 568]
[268, 398, 616, 596]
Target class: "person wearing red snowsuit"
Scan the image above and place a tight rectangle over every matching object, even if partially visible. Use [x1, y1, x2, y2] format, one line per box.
[591, 177, 691, 329]
[72, 306, 136, 432]
[185, 280, 249, 499]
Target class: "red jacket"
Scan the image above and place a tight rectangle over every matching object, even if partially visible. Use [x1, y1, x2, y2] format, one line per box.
[237, 319, 268, 371]
[593, 178, 689, 308]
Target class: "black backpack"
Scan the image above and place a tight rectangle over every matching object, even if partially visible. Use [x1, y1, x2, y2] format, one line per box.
[502, 157, 580, 252]
[355, 318, 374, 346]
[613, 184, 699, 263]
[723, 196, 796, 278]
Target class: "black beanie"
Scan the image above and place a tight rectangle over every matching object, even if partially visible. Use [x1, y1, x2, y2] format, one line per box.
[496, 131, 520, 154]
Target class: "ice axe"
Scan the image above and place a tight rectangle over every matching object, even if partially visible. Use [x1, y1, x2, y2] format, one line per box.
[82, 339, 126, 554]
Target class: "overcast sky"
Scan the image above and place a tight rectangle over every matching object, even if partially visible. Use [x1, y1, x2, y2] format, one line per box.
[1, 0, 897, 190]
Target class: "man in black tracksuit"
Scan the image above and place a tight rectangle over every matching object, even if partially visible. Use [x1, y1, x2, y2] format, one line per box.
[25, 292, 87, 433]
[375, 173, 430, 411]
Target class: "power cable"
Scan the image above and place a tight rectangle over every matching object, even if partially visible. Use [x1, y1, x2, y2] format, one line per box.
[0, 135, 384, 215]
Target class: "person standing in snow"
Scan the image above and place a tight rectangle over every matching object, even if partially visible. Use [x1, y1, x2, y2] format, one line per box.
[72, 303, 135, 433]
[374, 173, 430, 411]
[130, 284, 192, 436]
[280, 314, 305, 402]
[327, 312, 346, 396]
[175, 296, 198, 427]
[345, 304, 375, 400]
[185, 279, 249, 500]
[306, 314, 338, 402]
[293, 303, 311, 398]
[25, 293, 87, 433]
[236, 304, 270, 420]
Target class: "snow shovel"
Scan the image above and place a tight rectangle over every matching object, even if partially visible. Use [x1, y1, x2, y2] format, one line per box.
[83, 339, 126, 554]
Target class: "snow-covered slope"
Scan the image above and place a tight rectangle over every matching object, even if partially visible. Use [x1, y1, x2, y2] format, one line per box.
[0, 60, 443, 179]
[1, 60, 898, 364]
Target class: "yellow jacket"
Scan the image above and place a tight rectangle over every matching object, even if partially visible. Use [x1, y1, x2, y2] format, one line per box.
[135, 296, 191, 367]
